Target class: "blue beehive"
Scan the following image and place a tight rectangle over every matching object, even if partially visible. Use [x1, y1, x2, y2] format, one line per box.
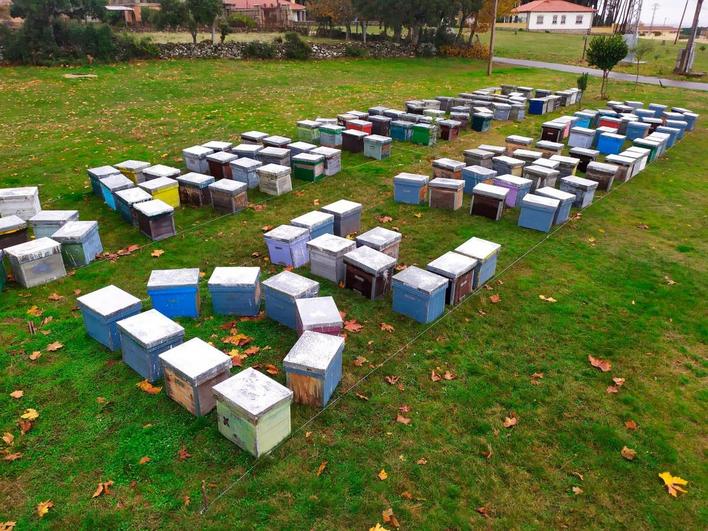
[320, 200, 362, 237]
[536, 186, 575, 225]
[573, 111, 594, 128]
[283, 331, 344, 408]
[77, 285, 142, 351]
[625, 121, 651, 141]
[665, 119, 688, 139]
[51, 221, 103, 267]
[208, 266, 261, 316]
[393, 173, 429, 205]
[263, 225, 310, 268]
[232, 143, 263, 160]
[426, 252, 477, 306]
[655, 126, 679, 148]
[647, 103, 666, 118]
[99, 174, 134, 210]
[392, 266, 448, 324]
[462, 166, 497, 195]
[454, 237, 501, 289]
[87, 166, 120, 198]
[28, 210, 79, 239]
[117, 309, 185, 382]
[291, 211, 334, 240]
[560, 176, 598, 208]
[114, 187, 152, 226]
[390, 120, 414, 141]
[597, 132, 626, 155]
[263, 271, 319, 329]
[528, 98, 547, 115]
[147, 268, 200, 318]
[681, 112, 698, 131]
[518, 193, 560, 233]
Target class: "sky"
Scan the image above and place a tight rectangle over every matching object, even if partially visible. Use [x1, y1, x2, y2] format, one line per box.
[639, 0, 707, 27]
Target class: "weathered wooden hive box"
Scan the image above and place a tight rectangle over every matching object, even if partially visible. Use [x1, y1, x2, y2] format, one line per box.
[356, 226, 402, 259]
[263, 135, 292, 149]
[292, 153, 325, 182]
[263, 225, 310, 268]
[319, 124, 345, 148]
[368, 105, 390, 116]
[262, 271, 319, 329]
[472, 112, 493, 132]
[478, 144, 506, 158]
[390, 120, 414, 142]
[568, 147, 599, 173]
[392, 266, 448, 324]
[429, 178, 464, 211]
[295, 296, 343, 337]
[585, 161, 619, 191]
[115, 160, 151, 184]
[143, 165, 181, 183]
[393, 173, 429, 205]
[470, 183, 509, 221]
[549, 155, 580, 177]
[148, 268, 200, 318]
[462, 166, 497, 195]
[291, 211, 334, 240]
[288, 141, 316, 158]
[492, 102, 511, 121]
[208, 179, 248, 214]
[230, 157, 262, 189]
[284, 331, 344, 408]
[77, 285, 142, 351]
[369, 115, 392, 136]
[310, 147, 341, 176]
[518, 193, 560, 233]
[364, 135, 393, 159]
[320, 199, 362, 237]
[0, 215, 28, 250]
[6, 237, 65, 288]
[573, 111, 595, 129]
[306, 233, 356, 284]
[347, 119, 373, 135]
[454, 237, 501, 289]
[99, 174, 134, 211]
[665, 119, 687, 140]
[536, 186, 575, 225]
[560, 176, 599, 208]
[232, 143, 263, 160]
[567, 126, 595, 149]
[241, 131, 269, 144]
[492, 175, 533, 208]
[432, 158, 465, 180]
[383, 109, 405, 120]
[202, 140, 233, 153]
[512, 149, 543, 166]
[655, 126, 679, 148]
[597, 132, 626, 155]
[509, 103, 526, 122]
[208, 266, 261, 316]
[505, 135, 533, 154]
[680, 111, 698, 131]
[410, 124, 435, 146]
[620, 148, 648, 176]
[598, 116, 621, 130]
[212, 367, 293, 457]
[159, 338, 232, 417]
[528, 98, 548, 115]
[133, 199, 176, 241]
[296, 120, 321, 143]
[343, 245, 396, 300]
[633, 137, 660, 161]
[0, 187, 42, 222]
[522, 164, 559, 190]
[182, 145, 213, 174]
[604, 154, 634, 182]
[639, 117, 662, 134]
[29, 210, 79, 239]
[87, 166, 120, 197]
[117, 308, 185, 382]
[206, 151, 238, 180]
[257, 164, 292, 197]
[342, 130, 367, 153]
[492, 155, 525, 177]
[258, 147, 291, 167]
[540, 121, 565, 143]
[337, 112, 356, 126]
[426, 251, 477, 306]
[646, 103, 666, 118]
[450, 111, 470, 129]
[52, 220, 102, 267]
[177, 173, 215, 207]
[464, 149, 494, 169]
[139, 177, 180, 208]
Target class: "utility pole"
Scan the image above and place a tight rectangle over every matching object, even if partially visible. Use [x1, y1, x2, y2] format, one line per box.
[677, 0, 704, 74]
[487, 0, 499, 76]
[674, 0, 690, 45]
[649, 2, 659, 31]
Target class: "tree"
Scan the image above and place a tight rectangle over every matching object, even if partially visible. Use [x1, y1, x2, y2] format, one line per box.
[586, 34, 629, 98]
[631, 40, 653, 84]
[455, 0, 483, 44]
[157, 0, 189, 31]
[187, 0, 222, 43]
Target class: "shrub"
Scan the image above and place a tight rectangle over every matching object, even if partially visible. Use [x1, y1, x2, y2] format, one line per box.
[227, 13, 257, 30]
[283, 31, 311, 60]
[577, 72, 589, 91]
[344, 43, 368, 58]
[416, 42, 436, 57]
[242, 40, 276, 59]
[438, 42, 489, 60]
[114, 32, 159, 60]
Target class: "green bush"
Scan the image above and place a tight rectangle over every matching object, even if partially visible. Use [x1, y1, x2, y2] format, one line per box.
[577, 72, 589, 91]
[227, 13, 256, 30]
[283, 31, 311, 60]
[114, 33, 160, 60]
[242, 40, 276, 59]
[344, 43, 368, 58]
[416, 42, 436, 57]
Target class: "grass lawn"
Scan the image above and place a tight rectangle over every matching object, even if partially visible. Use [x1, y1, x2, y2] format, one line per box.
[0, 58, 706, 529]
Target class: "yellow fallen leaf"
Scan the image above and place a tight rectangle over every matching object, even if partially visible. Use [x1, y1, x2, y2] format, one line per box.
[377, 469, 388, 481]
[0, 521, 16, 530]
[136, 380, 162, 395]
[151, 249, 165, 258]
[46, 341, 63, 352]
[36, 500, 54, 518]
[621, 446, 637, 461]
[27, 306, 43, 317]
[503, 415, 518, 428]
[316, 460, 327, 477]
[21, 408, 39, 421]
[139, 456, 151, 465]
[539, 294, 557, 303]
[9, 390, 23, 399]
[2, 433, 14, 445]
[369, 524, 389, 531]
[658, 472, 688, 497]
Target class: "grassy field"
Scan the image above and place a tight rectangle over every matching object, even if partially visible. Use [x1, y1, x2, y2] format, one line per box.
[0, 58, 706, 529]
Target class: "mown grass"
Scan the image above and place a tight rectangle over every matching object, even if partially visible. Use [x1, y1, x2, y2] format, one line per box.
[0, 58, 706, 529]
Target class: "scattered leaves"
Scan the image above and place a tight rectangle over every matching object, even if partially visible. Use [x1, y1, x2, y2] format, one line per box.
[443, 370, 456, 381]
[46, 341, 63, 352]
[21, 408, 39, 421]
[572, 486, 583, 496]
[380, 322, 395, 333]
[150, 249, 165, 258]
[316, 461, 327, 477]
[658, 472, 688, 497]
[48, 293, 64, 302]
[530, 372, 544, 385]
[136, 380, 162, 395]
[27, 306, 43, 317]
[0, 522, 16, 531]
[138, 456, 151, 465]
[18, 420, 33, 435]
[588, 355, 611, 372]
[355, 392, 369, 401]
[36, 500, 54, 518]
[29, 351, 41, 361]
[344, 320, 363, 333]
[264, 364, 279, 376]
[382, 508, 400, 528]
[369, 524, 388, 531]
[396, 414, 411, 425]
[489, 294, 501, 304]
[475, 506, 491, 518]
[2, 433, 14, 446]
[416, 458, 428, 465]
[3, 453, 22, 462]
[353, 356, 368, 367]
[376, 215, 393, 223]
[377, 469, 388, 481]
[91, 480, 114, 498]
[538, 294, 557, 303]
[663, 276, 676, 286]
[503, 415, 518, 428]
[9, 390, 23, 399]
[430, 370, 442, 382]
[177, 447, 192, 461]
[625, 419, 638, 431]
[621, 446, 637, 461]
[384, 375, 400, 385]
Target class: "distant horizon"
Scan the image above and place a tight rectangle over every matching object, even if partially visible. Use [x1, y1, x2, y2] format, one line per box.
[639, 0, 706, 27]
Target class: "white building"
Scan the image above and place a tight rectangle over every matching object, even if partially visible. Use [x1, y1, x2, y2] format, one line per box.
[512, 0, 595, 33]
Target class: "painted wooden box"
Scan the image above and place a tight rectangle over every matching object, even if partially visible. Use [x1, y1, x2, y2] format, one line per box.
[232, 143, 263, 160]
[257, 164, 292, 197]
[292, 153, 325, 182]
[159, 338, 232, 417]
[141, 165, 181, 185]
[681, 112, 698, 131]
[117, 309, 185, 382]
[560, 176, 599, 208]
[0, 215, 28, 250]
[177, 172, 215, 207]
[429, 178, 464, 211]
[356, 226, 402, 259]
[295, 296, 343, 337]
[647, 103, 667, 117]
[536, 186, 575, 225]
[604, 154, 634, 182]
[202, 140, 233, 153]
[573, 111, 595, 129]
[633, 138, 660, 161]
[284, 331, 344, 408]
[639, 117, 662, 134]
[620, 149, 647, 177]
[307, 233, 356, 283]
[665, 119, 687, 140]
[288, 141, 317, 158]
[505, 135, 533, 154]
[5, 237, 66, 288]
[342, 130, 367, 153]
[209, 179, 248, 214]
[230, 157, 262, 189]
[258, 147, 291, 167]
[115, 160, 151, 184]
[549, 155, 579, 177]
[568, 147, 599, 173]
[208, 266, 261, 316]
[522, 164, 559, 190]
[393, 173, 429, 205]
[540, 121, 565, 143]
[567, 127, 595, 149]
[532, 157, 561, 174]
[432, 158, 465, 180]
[369, 105, 390, 116]
[492, 175, 533, 208]
[510, 103, 526, 122]
[29, 210, 79, 239]
[212, 367, 293, 457]
[369, 115, 392, 136]
[52, 220, 103, 267]
[134, 199, 175, 241]
[139, 177, 180, 208]
[296, 120, 321, 143]
[147, 268, 200, 318]
[518, 193, 560, 233]
[291, 211, 334, 240]
[479, 144, 507, 158]
[337, 112, 356, 125]
[512, 149, 543, 165]
[99, 174, 134, 211]
[390, 120, 414, 142]
[206, 151, 238, 180]
[585, 161, 619, 191]
[472, 112, 493, 132]
[347, 119, 373, 135]
[263, 270, 319, 329]
[535, 140, 564, 159]
[492, 102, 511, 121]
[450, 111, 470, 129]
[492, 156, 525, 177]
[0, 187, 42, 223]
[264, 225, 310, 268]
[263, 135, 292, 149]
[183, 145, 214, 174]
[77, 285, 142, 351]
[311, 147, 341, 177]
[241, 131, 269, 144]
[454, 237, 500, 289]
[319, 124, 345, 148]
[438, 119, 461, 141]
[320, 200, 362, 237]
[528, 98, 548, 115]
[392, 266, 448, 324]
[462, 166, 497, 194]
[655, 126, 679, 148]
[470, 183, 509, 221]
[343, 245, 396, 300]
[426, 251, 477, 306]
[364, 135, 393, 159]
[87, 167, 120, 198]
[597, 132, 626, 155]
[464, 149, 494, 169]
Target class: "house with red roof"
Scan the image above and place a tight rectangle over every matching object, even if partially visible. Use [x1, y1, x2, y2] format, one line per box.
[223, 0, 306, 27]
[512, 0, 596, 33]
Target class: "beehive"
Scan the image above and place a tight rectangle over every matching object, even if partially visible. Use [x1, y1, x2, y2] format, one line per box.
[296, 120, 321, 143]
[202, 140, 233, 152]
[597, 132, 626, 155]
[263, 225, 310, 268]
[540, 121, 565, 143]
[463, 149, 495, 169]
[208, 266, 261, 317]
[28, 210, 79, 239]
[560, 176, 599, 208]
[306, 234, 356, 284]
[522, 165, 560, 190]
[393, 173, 429, 205]
[343, 245, 396, 300]
[505, 135, 533, 154]
[429, 178, 464, 210]
[99, 174, 134, 211]
[292, 153, 325, 182]
[208, 179, 248, 214]
[411, 124, 437, 146]
[0, 215, 28, 250]
[177, 173, 215, 207]
[462, 166, 496, 195]
[257, 164, 292, 197]
[392, 266, 448, 324]
[77, 285, 142, 351]
[291, 211, 334, 240]
[295, 296, 343, 337]
[518, 193, 560, 233]
[438, 119, 461, 141]
[288, 141, 317, 158]
[536, 186, 575, 225]
[262, 135, 292, 149]
[133, 199, 176, 241]
[230, 158, 262, 189]
[342, 130, 367, 153]
[549, 155, 580, 177]
[5, 238, 66, 288]
[310, 147, 341, 176]
[319, 124, 345, 148]
[568, 147, 600, 173]
[232, 143, 263, 160]
[390, 120, 414, 141]
[115, 160, 151, 184]
[426, 251, 477, 306]
[363, 135, 393, 159]
[491, 175, 533, 208]
[0, 187, 41, 221]
[206, 151, 238, 180]
[471, 112, 493, 132]
[356, 227, 402, 259]
[605, 154, 635, 182]
[139, 177, 180, 208]
[262, 271, 319, 329]
[492, 156, 525, 177]
[258, 147, 291, 167]
[241, 131, 269, 144]
[147, 268, 200, 318]
[585, 161, 619, 191]
[87, 167, 120, 198]
[51, 221, 103, 267]
[320, 200, 362, 237]
[369, 115, 392, 136]
[454, 237, 501, 289]
[182, 146, 214, 174]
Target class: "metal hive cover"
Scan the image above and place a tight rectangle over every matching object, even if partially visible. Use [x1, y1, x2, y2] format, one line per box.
[393, 265, 448, 294]
[427, 251, 477, 278]
[264, 224, 309, 243]
[159, 337, 232, 385]
[116, 308, 184, 349]
[262, 270, 319, 298]
[51, 220, 98, 242]
[148, 268, 200, 289]
[295, 296, 342, 329]
[77, 285, 141, 317]
[321, 199, 362, 216]
[455, 237, 500, 261]
[133, 199, 174, 217]
[283, 330, 344, 375]
[343, 245, 396, 275]
[306, 233, 356, 254]
[356, 227, 401, 249]
[291, 211, 334, 230]
[177, 173, 215, 187]
[182, 145, 213, 158]
[208, 266, 260, 288]
[212, 368, 292, 421]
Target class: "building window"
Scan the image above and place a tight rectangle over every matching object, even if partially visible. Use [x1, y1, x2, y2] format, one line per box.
[576, 15, 584, 24]
[536, 15, 544, 24]
[552, 15, 558, 24]
[561, 15, 566, 24]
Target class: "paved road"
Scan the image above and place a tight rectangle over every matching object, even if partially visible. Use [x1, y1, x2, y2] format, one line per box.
[493, 57, 708, 92]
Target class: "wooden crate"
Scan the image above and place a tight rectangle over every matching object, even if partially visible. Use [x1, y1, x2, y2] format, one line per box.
[284, 331, 344, 407]
[343, 246, 396, 300]
[429, 178, 464, 210]
[147, 268, 201, 319]
[208, 266, 261, 316]
[470, 183, 509, 221]
[134, 199, 176, 241]
[28, 210, 79, 239]
[208, 179, 248, 213]
[295, 296, 343, 337]
[77, 285, 142, 351]
[306, 234, 356, 284]
[356, 226, 402, 259]
[427, 251, 477, 306]
[0, 215, 28, 250]
[51, 220, 103, 268]
[262, 271, 319, 329]
[5, 237, 66, 288]
[177, 173, 215, 207]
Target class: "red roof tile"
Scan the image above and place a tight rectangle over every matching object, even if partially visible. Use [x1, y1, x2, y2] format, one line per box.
[512, 0, 596, 13]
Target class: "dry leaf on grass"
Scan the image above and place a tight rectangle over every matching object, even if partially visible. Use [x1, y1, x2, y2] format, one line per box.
[382, 508, 400, 528]
[572, 486, 583, 495]
[265, 364, 279, 376]
[177, 447, 192, 461]
[385, 375, 400, 385]
[344, 320, 363, 333]
[475, 506, 491, 518]
[353, 356, 368, 367]
[369, 524, 388, 531]
[9, 390, 23, 399]
[396, 414, 411, 425]
[46, 342, 63, 352]
[489, 294, 501, 304]
[2, 433, 14, 445]
[48, 293, 63, 302]
[377, 469, 388, 481]
[316, 461, 328, 477]
[139, 456, 151, 465]
[36, 500, 54, 518]
[621, 446, 637, 461]
[0, 522, 15, 531]
[625, 419, 638, 430]
[503, 415, 518, 428]
[29, 351, 41, 361]
[430, 370, 442, 382]
[355, 392, 369, 401]
[136, 380, 162, 395]
[91, 480, 114, 498]
[538, 294, 557, 303]
[588, 355, 611, 372]
[380, 322, 395, 333]
[416, 458, 428, 465]
[443, 370, 456, 381]
[150, 249, 165, 258]
[27, 306, 43, 317]
[18, 420, 33, 435]
[658, 471, 688, 497]
[21, 408, 39, 421]
[3, 453, 22, 462]
[377, 215, 393, 223]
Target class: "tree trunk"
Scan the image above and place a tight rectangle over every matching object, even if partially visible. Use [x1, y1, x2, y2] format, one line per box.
[393, 24, 402, 42]
[211, 21, 216, 44]
[410, 25, 420, 46]
[345, 23, 351, 41]
[191, 29, 197, 44]
[362, 20, 367, 44]
[601, 70, 609, 98]
[457, 12, 466, 43]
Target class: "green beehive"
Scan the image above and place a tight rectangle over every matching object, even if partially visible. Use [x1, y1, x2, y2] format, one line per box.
[411, 123, 437, 146]
[292, 153, 325, 182]
[296, 120, 321, 143]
